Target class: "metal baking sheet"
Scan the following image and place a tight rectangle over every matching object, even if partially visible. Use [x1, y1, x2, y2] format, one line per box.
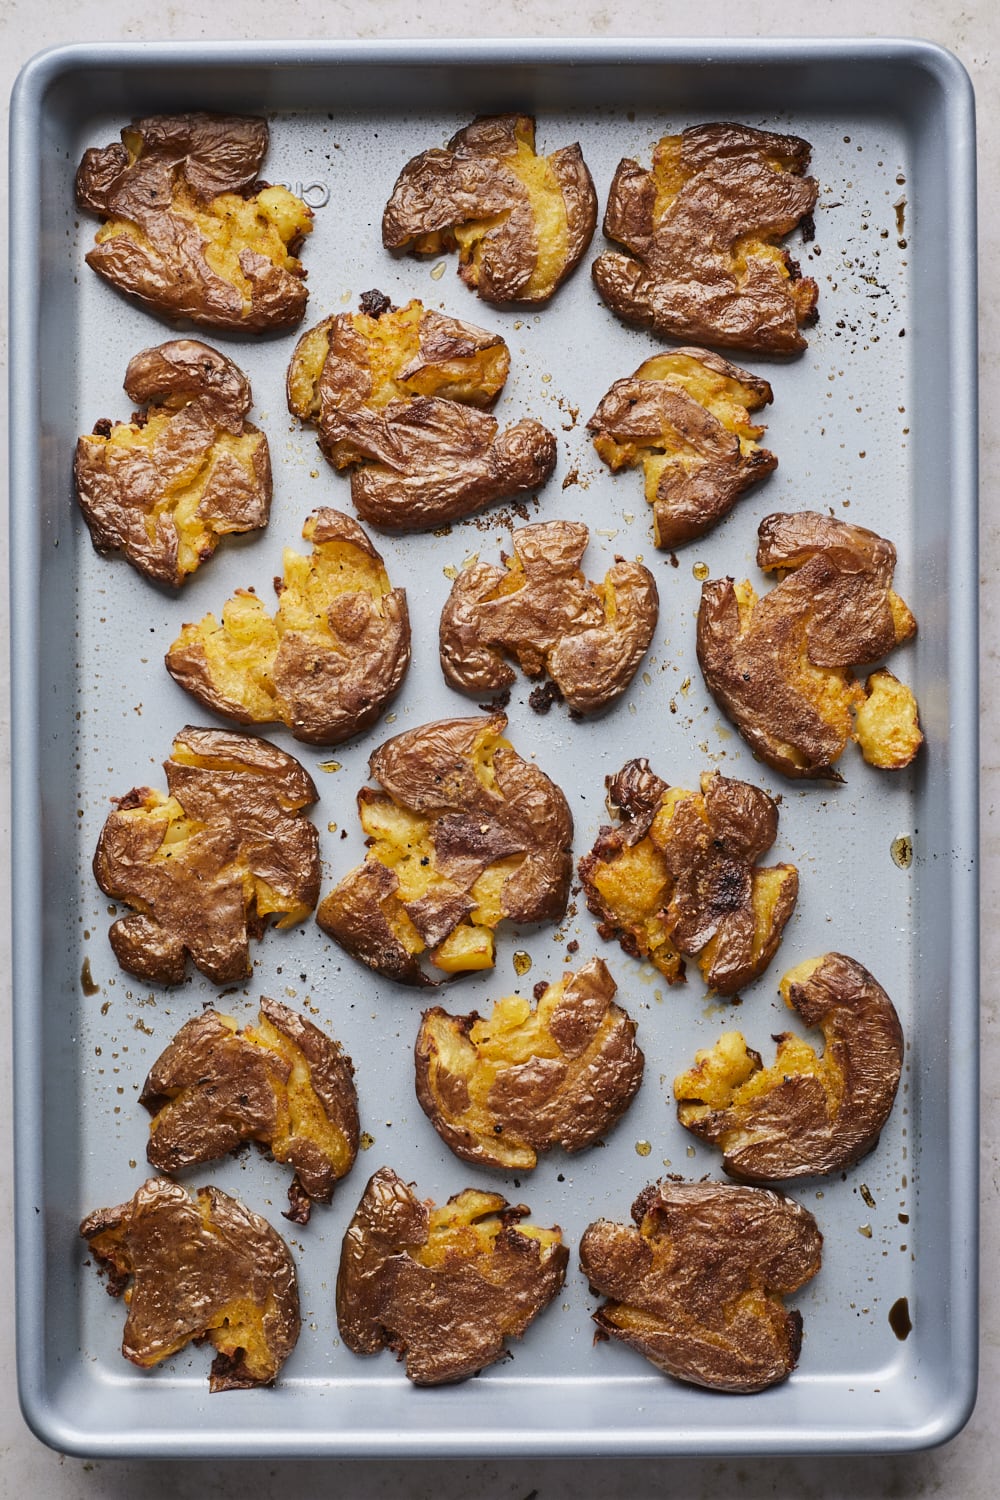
[9, 38, 979, 1458]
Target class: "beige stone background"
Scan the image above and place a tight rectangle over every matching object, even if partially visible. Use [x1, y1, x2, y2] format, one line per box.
[0, 3, 993, 1495]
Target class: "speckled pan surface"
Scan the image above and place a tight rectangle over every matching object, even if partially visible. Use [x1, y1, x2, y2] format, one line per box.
[8, 38, 978, 1457]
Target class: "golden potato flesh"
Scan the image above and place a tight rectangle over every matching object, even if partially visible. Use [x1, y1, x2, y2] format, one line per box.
[76, 113, 312, 330]
[439, 520, 658, 712]
[697, 511, 921, 779]
[593, 123, 819, 354]
[588, 348, 777, 548]
[579, 1179, 822, 1392]
[93, 727, 321, 986]
[579, 761, 798, 995]
[74, 340, 271, 587]
[382, 113, 597, 305]
[317, 713, 573, 986]
[80, 1177, 300, 1391]
[674, 952, 904, 1180]
[141, 997, 359, 1223]
[336, 1165, 567, 1384]
[414, 957, 644, 1170]
[286, 294, 556, 530]
[165, 507, 410, 745]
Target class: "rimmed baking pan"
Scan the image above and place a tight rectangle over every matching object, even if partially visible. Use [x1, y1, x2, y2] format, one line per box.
[9, 37, 978, 1457]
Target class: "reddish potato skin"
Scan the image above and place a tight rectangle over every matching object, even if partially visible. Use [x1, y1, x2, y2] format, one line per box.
[76, 113, 310, 331]
[579, 1180, 822, 1393]
[74, 340, 272, 588]
[80, 1177, 300, 1391]
[414, 957, 645, 1169]
[587, 348, 776, 549]
[439, 521, 658, 713]
[93, 727, 320, 987]
[317, 714, 574, 987]
[593, 123, 818, 355]
[382, 113, 597, 305]
[140, 997, 360, 1218]
[677, 953, 904, 1181]
[697, 511, 918, 780]
[287, 298, 557, 530]
[336, 1166, 568, 1384]
[164, 508, 411, 746]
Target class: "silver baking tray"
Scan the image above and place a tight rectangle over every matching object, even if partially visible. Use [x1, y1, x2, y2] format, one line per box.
[8, 38, 979, 1458]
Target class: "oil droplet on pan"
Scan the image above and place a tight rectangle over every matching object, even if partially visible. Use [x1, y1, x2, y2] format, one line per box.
[891, 835, 913, 868]
[692, 561, 710, 581]
[81, 957, 99, 997]
[635, 1140, 651, 1157]
[513, 950, 532, 976]
[889, 1296, 912, 1340]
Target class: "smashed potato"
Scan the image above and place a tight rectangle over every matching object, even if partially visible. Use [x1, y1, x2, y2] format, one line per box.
[286, 293, 557, 529]
[317, 713, 573, 986]
[415, 957, 644, 1170]
[438, 520, 658, 712]
[94, 726, 321, 986]
[80, 1177, 300, 1391]
[382, 113, 597, 305]
[579, 1179, 822, 1393]
[336, 1165, 567, 1384]
[588, 348, 777, 548]
[76, 113, 312, 330]
[165, 507, 410, 745]
[579, 761, 798, 995]
[141, 997, 360, 1223]
[697, 511, 922, 779]
[593, 123, 819, 354]
[74, 340, 272, 588]
[674, 952, 903, 1180]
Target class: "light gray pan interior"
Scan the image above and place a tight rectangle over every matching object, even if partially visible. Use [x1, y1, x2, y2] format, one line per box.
[9, 38, 978, 1458]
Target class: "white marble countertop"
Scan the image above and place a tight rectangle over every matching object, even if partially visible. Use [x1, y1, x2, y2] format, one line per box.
[1, 3, 994, 1495]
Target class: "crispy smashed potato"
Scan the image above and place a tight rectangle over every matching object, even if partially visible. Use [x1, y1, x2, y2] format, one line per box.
[439, 520, 658, 712]
[588, 348, 777, 548]
[165, 508, 410, 745]
[286, 292, 557, 529]
[317, 713, 573, 986]
[141, 997, 359, 1223]
[74, 340, 271, 588]
[76, 113, 312, 330]
[382, 113, 597, 305]
[94, 726, 320, 986]
[80, 1177, 300, 1391]
[674, 952, 903, 1180]
[336, 1165, 567, 1384]
[415, 957, 644, 1170]
[593, 123, 819, 355]
[579, 760, 797, 995]
[579, 1179, 822, 1392]
[697, 511, 922, 779]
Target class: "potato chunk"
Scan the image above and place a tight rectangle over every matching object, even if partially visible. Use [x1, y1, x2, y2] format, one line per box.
[674, 952, 904, 1179]
[439, 520, 658, 712]
[588, 348, 777, 548]
[93, 727, 320, 986]
[382, 114, 597, 305]
[336, 1166, 567, 1384]
[286, 293, 557, 529]
[74, 340, 271, 587]
[80, 1178, 300, 1390]
[579, 761, 798, 995]
[76, 113, 312, 330]
[165, 507, 410, 745]
[141, 998, 359, 1222]
[593, 123, 818, 354]
[579, 1179, 822, 1392]
[415, 957, 644, 1169]
[697, 511, 921, 779]
[317, 713, 573, 986]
